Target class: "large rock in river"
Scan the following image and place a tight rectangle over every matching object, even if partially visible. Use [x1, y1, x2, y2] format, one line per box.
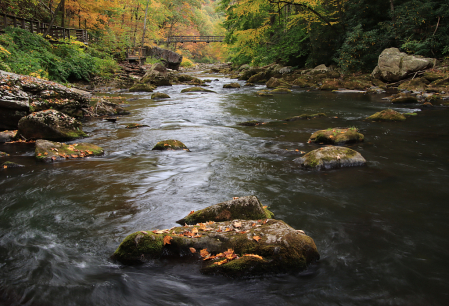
[152, 139, 190, 151]
[112, 218, 319, 276]
[295, 146, 366, 170]
[366, 109, 406, 121]
[177, 195, 274, 225]
[372, 48, 435, 82]
[145, 47, 183, 70]
[18, 109, 86, 140]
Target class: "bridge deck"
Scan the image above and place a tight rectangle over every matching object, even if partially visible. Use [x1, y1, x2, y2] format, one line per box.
[167, 36, 225, 43]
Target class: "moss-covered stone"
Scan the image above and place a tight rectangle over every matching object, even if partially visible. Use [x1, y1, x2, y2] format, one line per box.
[18, 109, 86, 141]
[397, 77, 429, 92]
[391, 93, 419, 103]
[270, 88, 292, 94]
[152, 139, 190, 151]
[181, 87, 216, 93]
[366, 109, 406, 121]
[125, 123, 149, 129]
[284, 113, 326, 121]
[129, 83, 156, 92]
[0, 151, 9, 157]
[294, 146, 366, 170]
[256, 90, 273, 96]
[423, 71, 447, 82]
[292, 76, 317, 88]
[266, 77, 291, 89]
[223, 83, 241, 88]
[1, 161, 24, 168]
[308, 128, 364, 145]
[35, 139, 104, 162]
[177, 196, 274, 225]
[112, 218, 320, 277]
[237, 120, 264, 126]
[151, 92, 170, 99]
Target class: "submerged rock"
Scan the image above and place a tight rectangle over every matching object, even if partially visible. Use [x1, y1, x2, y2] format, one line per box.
[18, 109, 86, 141]
[35, 139, 104, 162]
[1, 161, 24, 168]
[308, 128, 364, 145]
[238, 120, 265, 126]
[177, 196, 274, 225]
[284, 113, 326, 121]
[294, 146, 366, 170]
[366, 109, 406, 121]
[391, 93, 419, 103]
[125, 123, 149, 129]
[152, 139, 190, 151]
[181, 87, 216, 93]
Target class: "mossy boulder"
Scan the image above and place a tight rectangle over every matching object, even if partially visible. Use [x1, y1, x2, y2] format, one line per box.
[89, 98, 130, 117]
[181, 87, 216, 93]
[256, 90, 273, 96]
[223, 82, 241, 88]
[151, 92, 170, 99]
[292, 76, 317, 88]
[391, 93, 419, 103]
[177, 196, 274, 225]
[112, 218, 319, 276]
[266, 77, 291, 89]
[284, 113, 326, 121]
[129, 83, 156, 92]
[35, 139, 104, 162]
[294, 146, 366, 170]
[1, 161, 24, 168]
[366, 109, 406, 121]
[18, 109, 86, 141]
[397, 77, 429, 92]
[152, 139, 190, 151]
[308, 128, 364, 145]
[423, 71, 447, 82]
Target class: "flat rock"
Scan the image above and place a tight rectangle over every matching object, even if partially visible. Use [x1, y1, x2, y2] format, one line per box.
[112, 219, 319, 277]
[294, 146, 366, 170]
[151, 92, 170, 99]
[308, 128, 364, 145]
[181, 87, 216, 93]
[1, 161, 24, 168]
[284, 113, 326, 121]
[223, 82, 241, 88]
[177, 196, 274, 225]
[35, 139, 104, 162]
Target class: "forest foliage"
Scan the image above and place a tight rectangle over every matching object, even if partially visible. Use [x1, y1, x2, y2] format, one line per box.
[218, 0, 449, 71]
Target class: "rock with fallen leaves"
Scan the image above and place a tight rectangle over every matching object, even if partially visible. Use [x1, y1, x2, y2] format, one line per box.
[308, 128, 364, 145]
[177, 195, 274, 225]
[35, 139, 104, 162]
[152, 139, 190, 151]
[0, 70, 91, 129]
[294, 146, 366, 170]
[112, 218, 319, 277]
[0, 130, 17, 143]
[18, 109, 86, 141]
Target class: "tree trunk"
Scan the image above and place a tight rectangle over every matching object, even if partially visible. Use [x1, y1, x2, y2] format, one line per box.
[43, 0, 64, 37]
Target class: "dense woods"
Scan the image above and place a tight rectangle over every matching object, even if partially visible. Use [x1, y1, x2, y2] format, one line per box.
[219, 0, 449, 71]
[1, 0, 448, 79]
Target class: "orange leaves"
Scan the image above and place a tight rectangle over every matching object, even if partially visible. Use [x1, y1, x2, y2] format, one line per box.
[243, 254, 263, 260]
[253, 236, 261, 242]
[214, 259, 228, 265]
[163, 235, 172, 245]
[188, 210, 195, 215]
[200, 248, 210, 259]
[189, 247, 196, 254]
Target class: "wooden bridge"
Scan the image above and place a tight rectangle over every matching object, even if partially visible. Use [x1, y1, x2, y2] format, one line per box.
[0, 12, 90, 43]
[166, 36, 225, 43]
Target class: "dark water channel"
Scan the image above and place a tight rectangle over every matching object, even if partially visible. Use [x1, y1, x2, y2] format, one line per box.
[1, 74, 449, 305]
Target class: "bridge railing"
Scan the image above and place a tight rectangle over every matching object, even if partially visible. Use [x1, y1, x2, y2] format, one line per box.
[0, 12, 90, 43]
[167, 36, 225, 43]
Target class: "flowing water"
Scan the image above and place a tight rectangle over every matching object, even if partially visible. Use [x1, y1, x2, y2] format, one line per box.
[1, 74, 449, 305]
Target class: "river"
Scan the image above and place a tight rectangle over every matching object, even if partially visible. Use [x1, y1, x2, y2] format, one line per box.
[1, 74, 449, 305]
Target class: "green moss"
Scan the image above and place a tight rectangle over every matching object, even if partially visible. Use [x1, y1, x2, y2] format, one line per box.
[181, 87, 216, 93]
[129, 83, 156, 92]
[152, 139, 190, 151]
[126, 123, 149, 129]
[112, 232, 165, 264]
[366, 109, 406, 121]
[151, 92, 170, 99]
[284, 113, 326, 121]
[309, 128, 364, 144]
[65, 130, 87, 138]
[270, 88, 291, 94]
